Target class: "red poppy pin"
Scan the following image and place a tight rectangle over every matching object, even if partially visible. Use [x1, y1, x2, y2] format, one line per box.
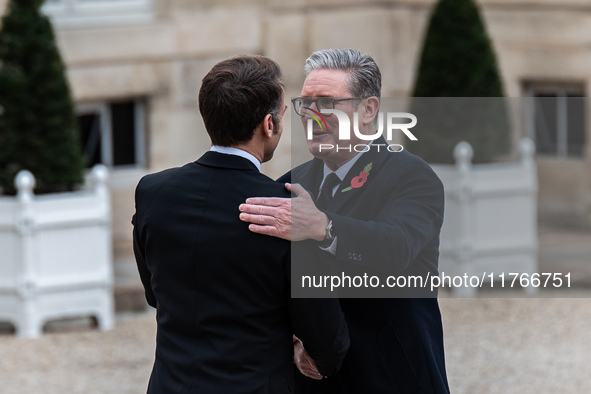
[341, 163, 372, 193]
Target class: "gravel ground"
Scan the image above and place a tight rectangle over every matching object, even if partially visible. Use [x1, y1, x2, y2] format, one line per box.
[0, 311, 157, 394]
[2, 291, 591, 393]
[440, 292, 591, 393]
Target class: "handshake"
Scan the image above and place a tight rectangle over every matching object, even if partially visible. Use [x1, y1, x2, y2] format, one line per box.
[293, 335, 324, 381]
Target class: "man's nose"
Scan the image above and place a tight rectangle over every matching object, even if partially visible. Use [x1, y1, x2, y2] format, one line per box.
[307, 100, 320, 112]
[302, 103, 318, 119]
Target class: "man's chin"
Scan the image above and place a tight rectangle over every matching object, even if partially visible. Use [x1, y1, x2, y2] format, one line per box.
[307, 141, 334, 159]
[262, 153, 274, 163]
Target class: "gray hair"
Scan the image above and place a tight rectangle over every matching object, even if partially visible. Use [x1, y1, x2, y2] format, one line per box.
[304, 49, 382, 98]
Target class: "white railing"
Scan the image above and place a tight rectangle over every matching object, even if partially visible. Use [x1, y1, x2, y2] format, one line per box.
[432, 138, 538, 296]
[0, 165, 114, 337]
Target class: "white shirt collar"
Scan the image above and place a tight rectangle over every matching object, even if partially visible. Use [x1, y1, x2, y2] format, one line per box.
[210, 145, 261, 172]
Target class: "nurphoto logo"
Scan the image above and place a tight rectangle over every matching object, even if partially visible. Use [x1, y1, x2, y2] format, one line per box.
[305, 108, 418, 153]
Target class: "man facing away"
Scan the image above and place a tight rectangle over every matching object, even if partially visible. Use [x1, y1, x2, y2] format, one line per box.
[239, 49, 450, 393]
[132, 55, 349, 394]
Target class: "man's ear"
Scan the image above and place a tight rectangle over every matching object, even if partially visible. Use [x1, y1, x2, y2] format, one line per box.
[361, 97, 380, 126]
[263, 113, 274, 137]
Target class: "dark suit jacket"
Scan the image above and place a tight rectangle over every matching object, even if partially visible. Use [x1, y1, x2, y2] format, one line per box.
[285, 140, 450, 393]
[132, 151, 349, 394]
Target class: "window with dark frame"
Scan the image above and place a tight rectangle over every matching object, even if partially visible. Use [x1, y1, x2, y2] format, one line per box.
[524, 83, 586, 158]
[76, 99, 147, 169]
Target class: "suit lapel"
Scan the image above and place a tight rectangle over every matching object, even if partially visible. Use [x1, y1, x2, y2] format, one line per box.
[292, 137, 392, 211]
[292, 158, 324, 200]
[329, 137, 390, 213]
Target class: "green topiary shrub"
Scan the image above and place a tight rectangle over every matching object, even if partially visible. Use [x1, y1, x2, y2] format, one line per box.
[409, 0, 510, 164]
[0, 0, 84, 195]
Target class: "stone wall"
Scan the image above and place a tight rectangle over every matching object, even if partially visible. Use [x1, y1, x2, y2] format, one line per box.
[1, 0, 590, 258]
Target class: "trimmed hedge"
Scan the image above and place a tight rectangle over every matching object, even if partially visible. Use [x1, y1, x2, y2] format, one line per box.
[0, 0, 84, 195]
[409, 0, 510, 164]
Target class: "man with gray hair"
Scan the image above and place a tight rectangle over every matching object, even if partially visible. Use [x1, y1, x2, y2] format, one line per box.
[240, 49, 450, 393]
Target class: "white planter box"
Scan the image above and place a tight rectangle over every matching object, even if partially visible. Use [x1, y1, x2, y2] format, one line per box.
[432, 138, 538, 296]
[0, 165, 114, 337]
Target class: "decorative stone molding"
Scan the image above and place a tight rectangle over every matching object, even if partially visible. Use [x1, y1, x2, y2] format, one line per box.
[41, 0, 154, 27]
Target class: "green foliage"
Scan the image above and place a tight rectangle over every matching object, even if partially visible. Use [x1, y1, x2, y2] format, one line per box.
[409, 0, 510, 164]
[0, 0, 84, 195]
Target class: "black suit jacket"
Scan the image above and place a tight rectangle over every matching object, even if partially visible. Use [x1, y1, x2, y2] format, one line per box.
[133, 151, 349, 394]
[286, 140, 450, 393]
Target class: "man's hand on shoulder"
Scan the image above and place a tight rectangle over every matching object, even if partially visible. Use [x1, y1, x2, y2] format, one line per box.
[239, 183, 329, 242]
[239, 193, 292, 240]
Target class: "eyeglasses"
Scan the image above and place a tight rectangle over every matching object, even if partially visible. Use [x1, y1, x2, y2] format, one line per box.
[291, 97, 363, 116]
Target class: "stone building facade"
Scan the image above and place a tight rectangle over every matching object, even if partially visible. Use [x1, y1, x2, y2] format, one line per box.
[1, 0, 590, 271]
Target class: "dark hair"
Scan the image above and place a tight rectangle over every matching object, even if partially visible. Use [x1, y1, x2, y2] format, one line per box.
[199, 55, 283, 146]
[305, 49, 381, 98]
